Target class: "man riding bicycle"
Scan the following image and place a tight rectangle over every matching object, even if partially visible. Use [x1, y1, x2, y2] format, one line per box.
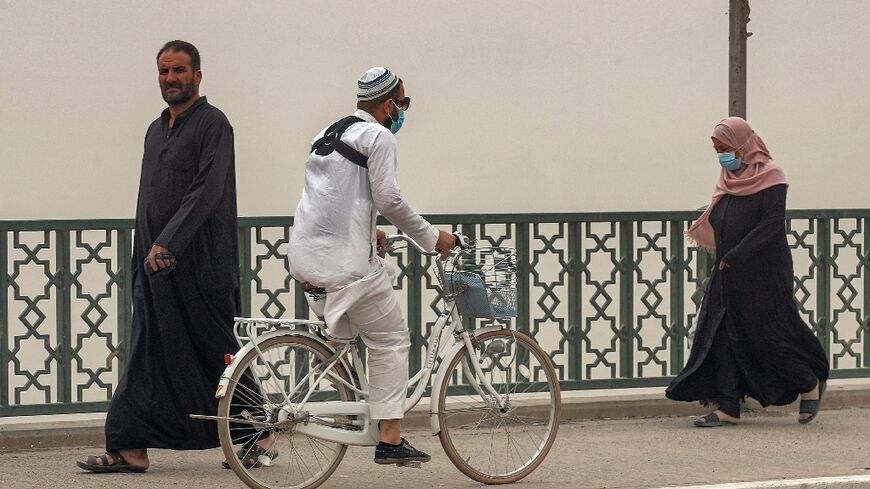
[286, 67, 455, 465]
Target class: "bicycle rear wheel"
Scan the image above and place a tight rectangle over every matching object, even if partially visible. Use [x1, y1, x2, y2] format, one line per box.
[436, 329, 561, 484]
[217, 334, 355, 489]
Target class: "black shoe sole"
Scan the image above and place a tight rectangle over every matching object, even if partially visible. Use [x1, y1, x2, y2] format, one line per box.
[374, 456, 431, 465]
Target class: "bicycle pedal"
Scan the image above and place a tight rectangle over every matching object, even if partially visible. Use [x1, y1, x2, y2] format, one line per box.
[395, 460, 422, 469]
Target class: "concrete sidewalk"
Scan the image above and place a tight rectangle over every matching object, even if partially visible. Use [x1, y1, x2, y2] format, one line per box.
[2, 407, 870, 489]
[4, 379, 870, 451]
[2, 380, 870, 488]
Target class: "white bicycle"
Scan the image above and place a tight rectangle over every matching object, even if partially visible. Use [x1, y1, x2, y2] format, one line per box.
[194, 235, 561, 489]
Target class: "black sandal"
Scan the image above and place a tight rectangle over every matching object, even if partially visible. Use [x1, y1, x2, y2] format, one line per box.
[76, 449, 148, 473]
[799, 381, 826, 424]
[692, 412, 737, 428]
[222, 442, 279, 469]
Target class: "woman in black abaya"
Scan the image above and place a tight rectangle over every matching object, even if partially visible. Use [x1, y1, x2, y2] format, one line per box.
[666, 117, 829, 427]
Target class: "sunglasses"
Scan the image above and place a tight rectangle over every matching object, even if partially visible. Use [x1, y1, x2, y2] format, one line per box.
[390, 97, 411, 110]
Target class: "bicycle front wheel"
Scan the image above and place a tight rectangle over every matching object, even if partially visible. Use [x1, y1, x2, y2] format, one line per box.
[217, 334, 355, 489]
[437, 329, 561, 484]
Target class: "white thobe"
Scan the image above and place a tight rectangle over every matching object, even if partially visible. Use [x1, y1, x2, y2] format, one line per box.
[287, 109, 438, 291]
[287, 109, 439, 419]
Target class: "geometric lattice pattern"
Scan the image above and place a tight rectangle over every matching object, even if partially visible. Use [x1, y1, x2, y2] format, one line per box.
[2, 212, 868, 415]
[1, 225, 129, 415]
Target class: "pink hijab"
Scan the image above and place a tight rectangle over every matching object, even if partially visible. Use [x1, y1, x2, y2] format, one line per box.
[686, 117, 788, 251]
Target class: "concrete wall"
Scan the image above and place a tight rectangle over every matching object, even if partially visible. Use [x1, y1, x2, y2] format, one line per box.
[1, 0, 868, 220]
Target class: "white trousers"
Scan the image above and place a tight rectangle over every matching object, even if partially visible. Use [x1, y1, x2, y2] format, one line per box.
[308, 266, 410, 420]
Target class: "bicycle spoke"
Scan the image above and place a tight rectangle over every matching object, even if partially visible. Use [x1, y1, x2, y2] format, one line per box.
[438, 331, 560, 483]
[217, 335, 350, 489]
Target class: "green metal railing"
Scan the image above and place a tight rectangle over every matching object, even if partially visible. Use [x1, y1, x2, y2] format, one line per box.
[2, 210, 869, 416]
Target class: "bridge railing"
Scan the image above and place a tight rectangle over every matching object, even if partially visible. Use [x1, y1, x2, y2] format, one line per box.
[2, 210, 868, 416]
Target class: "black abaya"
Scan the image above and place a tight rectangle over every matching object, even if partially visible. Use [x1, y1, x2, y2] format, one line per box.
[666, 184, 829, 409]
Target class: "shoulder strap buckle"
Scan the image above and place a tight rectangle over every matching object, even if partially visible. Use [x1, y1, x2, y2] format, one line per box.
[310, 116, 368, 168]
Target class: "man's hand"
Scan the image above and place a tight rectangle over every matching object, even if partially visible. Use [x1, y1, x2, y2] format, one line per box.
[719, 260, 729, 271]
[148, 244, 173, 271]
[434, 230, 456, 259]
[376, 229, 387, 258]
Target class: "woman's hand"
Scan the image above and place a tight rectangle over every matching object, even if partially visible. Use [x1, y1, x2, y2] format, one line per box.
[719, 260, 729, 271]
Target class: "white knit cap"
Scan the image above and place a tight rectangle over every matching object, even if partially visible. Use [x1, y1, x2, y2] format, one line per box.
[357, 67, 399, 101]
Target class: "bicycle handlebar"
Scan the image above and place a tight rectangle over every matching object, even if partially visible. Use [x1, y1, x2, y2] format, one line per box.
[386, 233, 469, 256]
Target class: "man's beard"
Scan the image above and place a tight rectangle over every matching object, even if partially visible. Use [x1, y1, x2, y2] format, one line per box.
[161, 80, 196, 106]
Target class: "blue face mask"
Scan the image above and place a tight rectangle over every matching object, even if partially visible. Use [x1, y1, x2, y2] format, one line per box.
[718, 152, 741, 171]
[388, 102, 405, 134]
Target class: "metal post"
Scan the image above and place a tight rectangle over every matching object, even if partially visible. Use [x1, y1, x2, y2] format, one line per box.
[817, 218, 831, 357]
[116, 228, 133, 378]
[406, 249, 423, 373]
[0, 227, 8, 409]
[568, 221, 583, 381]
[729, 0, 751, 118]
[237, 226, 252, 318]
[865, 218, 870, 368]
[294, 285, 309, 320]
[460, 223, 477, 332]
[56, 229, 72, 405]
[514, 222, 532, 374]
[516, 222, 531, 336]
[619, 221, 634, 379]
[669, 220, 686, 375]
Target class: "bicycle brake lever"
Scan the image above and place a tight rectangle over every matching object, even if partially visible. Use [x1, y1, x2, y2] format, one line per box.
[452, 232, 470, 250]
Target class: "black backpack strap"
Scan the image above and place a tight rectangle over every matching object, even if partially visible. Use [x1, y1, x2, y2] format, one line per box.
[310, 116, 368, 168]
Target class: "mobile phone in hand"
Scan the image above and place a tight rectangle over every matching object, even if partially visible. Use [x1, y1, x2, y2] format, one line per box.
[144, 252, 177, 276]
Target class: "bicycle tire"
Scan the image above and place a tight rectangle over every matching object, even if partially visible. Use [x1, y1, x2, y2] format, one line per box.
[217, 334, 355, 489]
[436, 329, 561, 484]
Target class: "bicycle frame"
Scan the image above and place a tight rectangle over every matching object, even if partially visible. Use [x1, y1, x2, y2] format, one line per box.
[210, 235, 510, 447]
[214, 310, 508, 447]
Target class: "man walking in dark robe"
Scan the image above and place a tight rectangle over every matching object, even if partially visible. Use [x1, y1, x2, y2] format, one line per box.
[78, 40, 263, 472]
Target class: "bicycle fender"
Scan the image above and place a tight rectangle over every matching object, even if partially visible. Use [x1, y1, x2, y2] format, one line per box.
[428, 325, 504, 435]
[214, 329, 334, 399]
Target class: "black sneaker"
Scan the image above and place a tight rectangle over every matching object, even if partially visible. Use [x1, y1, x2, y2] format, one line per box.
[374, 438, 431, 465]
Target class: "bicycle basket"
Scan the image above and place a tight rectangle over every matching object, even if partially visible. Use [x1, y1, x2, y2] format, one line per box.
[443, 247, 518, 319]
